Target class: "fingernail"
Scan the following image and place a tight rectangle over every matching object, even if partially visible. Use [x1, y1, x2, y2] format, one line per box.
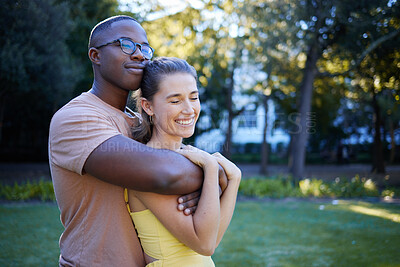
[184, 209, 190, 215]
[178, 198, 183, 203]
[178, 204, 184, 210]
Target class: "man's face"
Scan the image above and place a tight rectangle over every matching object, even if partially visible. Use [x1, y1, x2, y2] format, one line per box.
[96, 20, 150, 91]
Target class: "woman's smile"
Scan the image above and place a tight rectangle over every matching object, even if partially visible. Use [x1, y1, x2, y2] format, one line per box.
[175, 117, 195, 126]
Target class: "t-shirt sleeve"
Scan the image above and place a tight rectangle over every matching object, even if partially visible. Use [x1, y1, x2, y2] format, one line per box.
[49, 105, 122, 175]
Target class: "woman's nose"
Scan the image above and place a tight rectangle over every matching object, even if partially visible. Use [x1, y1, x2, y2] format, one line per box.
[181, 100, 195, 114]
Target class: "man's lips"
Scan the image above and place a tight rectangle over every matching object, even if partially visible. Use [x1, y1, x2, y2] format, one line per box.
[125, 63, 145, 74]
[125, 63, 145, 69]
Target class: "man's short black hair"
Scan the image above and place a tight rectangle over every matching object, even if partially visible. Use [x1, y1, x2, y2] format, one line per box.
[89, 15, 139, 48]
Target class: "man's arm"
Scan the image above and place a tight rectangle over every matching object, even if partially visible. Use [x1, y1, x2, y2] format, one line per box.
[84, 135, 203, 194]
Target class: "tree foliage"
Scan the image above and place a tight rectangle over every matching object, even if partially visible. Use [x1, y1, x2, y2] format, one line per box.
[0, 0, 398, 168]
[0, 0, 76, 160]
[55, 0, 120, 95]
[0, 0, 120, 160]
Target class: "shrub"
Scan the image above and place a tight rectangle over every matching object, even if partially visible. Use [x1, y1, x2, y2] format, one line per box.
[0, 175, 395, 201]
[239, 176, 301, 198]
[299, 179, 330, 197]
[0, 179, 55, 201]
[381, 187, 400, 199]
[240, 175, 383, 199]
[329, 176, 379, 198]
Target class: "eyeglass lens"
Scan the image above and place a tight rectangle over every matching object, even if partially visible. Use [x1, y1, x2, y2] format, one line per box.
[120, 39, 153, 59]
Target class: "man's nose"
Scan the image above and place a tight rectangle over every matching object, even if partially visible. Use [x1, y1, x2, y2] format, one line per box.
[130, 45, 144, 61]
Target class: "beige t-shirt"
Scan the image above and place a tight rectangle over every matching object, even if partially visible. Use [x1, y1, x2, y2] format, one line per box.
[49, 92, 145, 267]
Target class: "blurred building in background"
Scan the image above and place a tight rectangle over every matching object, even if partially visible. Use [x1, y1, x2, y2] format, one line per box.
[195, 96, 290, 154]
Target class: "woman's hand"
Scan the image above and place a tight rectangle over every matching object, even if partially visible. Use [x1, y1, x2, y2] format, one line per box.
[212, 152, 241, 181]
[176, 145, 217, 169]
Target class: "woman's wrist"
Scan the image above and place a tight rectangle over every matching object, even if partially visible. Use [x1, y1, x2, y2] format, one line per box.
[203, 158, 219, 175]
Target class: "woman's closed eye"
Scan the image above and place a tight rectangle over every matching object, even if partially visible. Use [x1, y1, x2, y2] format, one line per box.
[190, 93, 199, 101]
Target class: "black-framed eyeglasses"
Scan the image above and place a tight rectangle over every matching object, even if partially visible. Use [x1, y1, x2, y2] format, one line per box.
[94, 38, 154, 60]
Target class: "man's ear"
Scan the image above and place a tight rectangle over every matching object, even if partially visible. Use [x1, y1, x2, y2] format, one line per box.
[88, 47, 101, 65]
[141, 98, 153, 116]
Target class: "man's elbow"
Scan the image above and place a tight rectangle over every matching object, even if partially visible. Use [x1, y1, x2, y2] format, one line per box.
[148, 169, 181, 194]
[149, 159, 202, 194]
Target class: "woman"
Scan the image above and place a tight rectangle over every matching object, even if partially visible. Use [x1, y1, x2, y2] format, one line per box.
[125, 57, 241, 266]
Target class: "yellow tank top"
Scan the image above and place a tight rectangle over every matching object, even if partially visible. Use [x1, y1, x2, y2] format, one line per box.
[124, 189, 215, 267]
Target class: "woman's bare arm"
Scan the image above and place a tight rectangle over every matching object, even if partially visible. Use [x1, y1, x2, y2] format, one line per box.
[132, 155, 220, 256]
[212, 153, 241, 246]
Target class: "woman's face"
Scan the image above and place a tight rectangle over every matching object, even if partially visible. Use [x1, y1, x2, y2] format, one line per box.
[146, 72, 201, 143]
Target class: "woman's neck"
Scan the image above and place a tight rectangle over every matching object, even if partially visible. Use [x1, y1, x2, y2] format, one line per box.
[146, 131, 183, 151]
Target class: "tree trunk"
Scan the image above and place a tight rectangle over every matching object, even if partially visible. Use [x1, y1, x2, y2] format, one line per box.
[260, 94, 269, 175]
[371, 91, 385, 173]
[389, 116, 396, 164]
[289, 42, 319, 181]
[0, 91, 6, 144]
[222, 41, 242, 159]
[223, 89, 233, 159]
[222, 62, 235, 159]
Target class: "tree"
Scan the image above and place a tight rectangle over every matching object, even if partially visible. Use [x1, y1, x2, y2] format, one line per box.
[0, 0, 76, 160]
[244, 0, 400, 179]
[142, 1, 250, 158]
[351, 43, 400, 171]
[56, 0, 120, 96]
[321, 1, 400, 172]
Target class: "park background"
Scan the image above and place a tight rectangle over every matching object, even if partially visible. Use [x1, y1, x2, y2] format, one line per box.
[1, 0, 400, 266]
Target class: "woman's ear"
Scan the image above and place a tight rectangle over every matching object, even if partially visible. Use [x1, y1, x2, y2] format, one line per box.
[88, 47, 101, 65]
[141, 98, 153, 116]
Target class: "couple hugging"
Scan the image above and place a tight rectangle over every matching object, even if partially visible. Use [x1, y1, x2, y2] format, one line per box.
[49, 15, 241, 266]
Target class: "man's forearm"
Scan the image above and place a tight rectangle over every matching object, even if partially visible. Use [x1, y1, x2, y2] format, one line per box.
[84, 135, 203, 194]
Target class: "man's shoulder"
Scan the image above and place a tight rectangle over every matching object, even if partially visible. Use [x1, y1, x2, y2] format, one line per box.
[51, 93, 107, 122]
[56, 92, 98, 113]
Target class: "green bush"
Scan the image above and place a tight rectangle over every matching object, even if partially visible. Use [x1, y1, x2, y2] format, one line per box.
[240, 175, 383, 198]
[299, 178, 329, 197]
[381, 187, 400, 198]
[239, 176, 301, 198]
[0, 179, 55, 201]
[329, 175, 379, 198]
[0, 175, 395, 201]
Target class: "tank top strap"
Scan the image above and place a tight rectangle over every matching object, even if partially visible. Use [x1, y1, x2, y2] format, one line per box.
[124, 188, 132, 214]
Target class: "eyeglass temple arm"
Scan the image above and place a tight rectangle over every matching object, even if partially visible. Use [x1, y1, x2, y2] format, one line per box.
[94, 39, 119, 49]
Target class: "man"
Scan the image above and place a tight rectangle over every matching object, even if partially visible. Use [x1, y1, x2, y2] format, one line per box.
[49, 15, 226, 266]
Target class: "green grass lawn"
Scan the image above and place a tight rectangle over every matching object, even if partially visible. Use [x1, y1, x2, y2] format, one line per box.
[1, 200, 399, 266]
[0, 203, 63, 266]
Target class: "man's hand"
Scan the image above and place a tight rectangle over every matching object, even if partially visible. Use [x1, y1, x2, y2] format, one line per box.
[176, 162, 228, 216]
[177, 190, 201, 215]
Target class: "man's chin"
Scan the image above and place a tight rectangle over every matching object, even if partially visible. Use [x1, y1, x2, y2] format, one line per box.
[123, 82, 141, 91]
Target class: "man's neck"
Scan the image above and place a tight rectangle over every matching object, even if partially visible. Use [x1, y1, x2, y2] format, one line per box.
[90, 81, 129, 111]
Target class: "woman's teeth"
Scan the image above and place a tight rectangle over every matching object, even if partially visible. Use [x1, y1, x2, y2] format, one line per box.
[176, 118, 194, 125]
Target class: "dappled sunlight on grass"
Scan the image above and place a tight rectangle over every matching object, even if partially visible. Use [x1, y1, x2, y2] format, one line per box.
[346, 203, 400, 223]
[214, 200, 400, 266]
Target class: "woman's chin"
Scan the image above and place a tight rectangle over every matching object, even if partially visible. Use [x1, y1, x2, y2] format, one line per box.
[180, 131, 194, 139]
